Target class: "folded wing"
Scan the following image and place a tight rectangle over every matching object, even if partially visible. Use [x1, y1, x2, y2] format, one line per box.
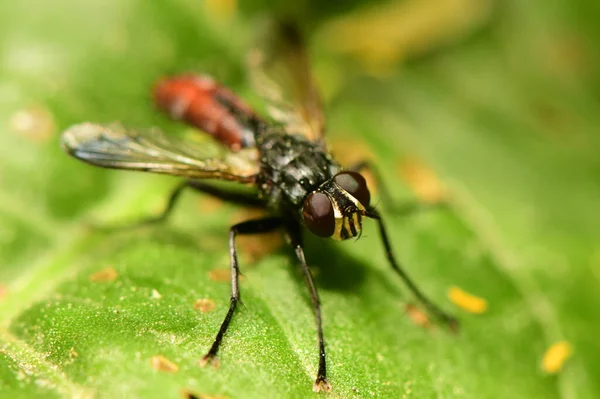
[249, 21, 326, 145]
[61, 123, 259, 182]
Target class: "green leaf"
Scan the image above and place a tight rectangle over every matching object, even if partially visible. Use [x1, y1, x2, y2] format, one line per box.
[1, 1, 599, 398]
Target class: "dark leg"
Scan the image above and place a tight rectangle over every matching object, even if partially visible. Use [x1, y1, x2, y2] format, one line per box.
[92, 180, 189, 231]
[187, 180, 266, 208]
[349, 160, 445, 216]
[95, 180, 266, 231]
[200, 217, 283, 367]
[286, 223, 331, 392]
[366, 207, 459, 332]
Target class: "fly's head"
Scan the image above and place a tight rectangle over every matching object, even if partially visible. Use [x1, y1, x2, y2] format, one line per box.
[302, 171, 371, 240]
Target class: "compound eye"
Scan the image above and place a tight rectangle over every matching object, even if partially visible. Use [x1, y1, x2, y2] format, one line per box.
[334, 171, 370, 207]
[302, 192, 335, 237]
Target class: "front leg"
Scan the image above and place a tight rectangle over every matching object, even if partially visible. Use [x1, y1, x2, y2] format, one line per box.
[286, 222, 331, 393]
[200, 217, 283, 366]
[365, 207, 458, 331]
[94, 180, 266, 231]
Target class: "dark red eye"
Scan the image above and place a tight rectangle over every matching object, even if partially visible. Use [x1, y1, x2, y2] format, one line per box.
[302, 192, 335, 237]
[334, 171, 370, 207]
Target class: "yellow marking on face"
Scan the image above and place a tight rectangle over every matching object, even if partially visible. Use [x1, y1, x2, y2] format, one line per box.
[328, 185, 366, 240]
[331, 195, 345, 241]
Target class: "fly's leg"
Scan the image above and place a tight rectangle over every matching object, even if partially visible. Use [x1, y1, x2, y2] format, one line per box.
[286, 222, 331, 392]
[187, 181, 266, 208]
[92, 180, 189, 231]
[200, 217, 283, 367]
[366, 207, 459, 332]
[348, 160, 445, 216]
[94, 180, 266, 231]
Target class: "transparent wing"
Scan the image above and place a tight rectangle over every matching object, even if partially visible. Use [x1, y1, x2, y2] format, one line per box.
[61, 123, 259, 182]
[248, 21, 325, 145]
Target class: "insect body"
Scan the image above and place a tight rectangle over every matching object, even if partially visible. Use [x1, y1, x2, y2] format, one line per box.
[154, 74, 257, 151]
[61, 22, 457, 393]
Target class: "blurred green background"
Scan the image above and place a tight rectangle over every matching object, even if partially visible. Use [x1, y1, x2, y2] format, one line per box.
[1, 0, 599, 398]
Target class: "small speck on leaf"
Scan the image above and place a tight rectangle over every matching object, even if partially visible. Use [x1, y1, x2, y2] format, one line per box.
[151, 355, 179, 373]
[9, 105, 56, 142]
[69, 347, 79, 360]
[89, 267, 118, 282]
[203, 0, 237, 22]
[181, 388, 230, 399]
[194, 298, 216, 312]
[151, 289, 162, 299]
[405, 303, 431, 328]
[541, 341, 572, 374]
[0, 285, 7, 300]
[198, 196, 225, 213]
[209, 268, 230, 282]
[398, 157, 446, 204]
[448, 286, 488, 314]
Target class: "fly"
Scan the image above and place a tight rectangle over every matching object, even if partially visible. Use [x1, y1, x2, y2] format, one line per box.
[61, 21, 457, 392]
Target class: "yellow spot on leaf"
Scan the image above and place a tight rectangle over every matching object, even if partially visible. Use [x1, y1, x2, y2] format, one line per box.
[151, 355, 179, 373]
[405, 303, 431, 328]
[541, 341, 572, 374]
[319, 0, 493, 75]
[9, 105, 56, 142]
[330, 138, 375, 166]
[89, 267, 118, 282]
[198, 195, 225, 213]
[203, 0, 237, 22]
[194, 298, 216, 313]
[448, 286, 487, 314]
[398, 157, 446, 204]
[208, 268, 230, 282]
[69, 347, 79, 360]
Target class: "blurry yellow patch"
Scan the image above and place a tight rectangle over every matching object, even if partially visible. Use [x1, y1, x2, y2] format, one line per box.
[194, 298, 216, 313]
[448, 286, 487, 314]
[203, 0, 236, 22]
[9, 105, 56, 142]
[319, 0, 493, 75]
[208, 268, 230, 282]
[198, 195, 225, 213]
[69, 347, 79, 361]
[330, 138, 375, 165]
[544, 34, 592, 82]
[0, 285, 6, 300]
[89, 267, 118, 283]
[398, 157, 446, 203]
[541, 341, 572, 374]
[405, 303, 431, 328]
[151, 355, 179, 373]
[231, 209, 284, 264]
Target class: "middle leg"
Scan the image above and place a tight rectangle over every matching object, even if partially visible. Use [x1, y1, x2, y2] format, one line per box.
[200, 216, 283, 366]
[286, 222, 332, 392]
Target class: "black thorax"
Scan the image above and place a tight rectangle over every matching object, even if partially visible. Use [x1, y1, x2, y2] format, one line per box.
[256, 131, 340, 214]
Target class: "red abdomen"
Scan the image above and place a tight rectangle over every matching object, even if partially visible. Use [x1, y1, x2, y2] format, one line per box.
[153, 75, 257, 151]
